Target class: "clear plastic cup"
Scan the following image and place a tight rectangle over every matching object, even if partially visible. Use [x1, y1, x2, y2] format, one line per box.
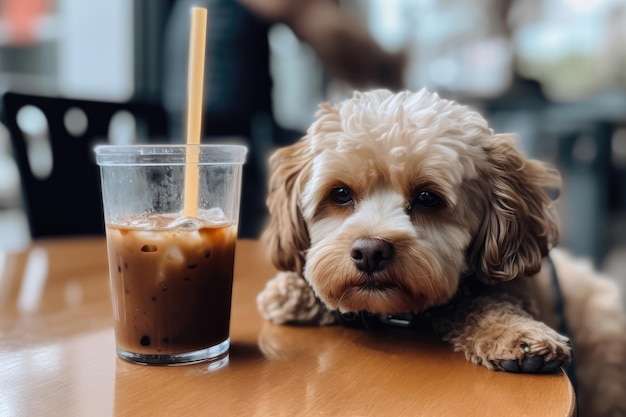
[95, 144, 246, 365]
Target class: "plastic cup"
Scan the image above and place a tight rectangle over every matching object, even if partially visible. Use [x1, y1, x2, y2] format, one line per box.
[95, 144, 246, 365]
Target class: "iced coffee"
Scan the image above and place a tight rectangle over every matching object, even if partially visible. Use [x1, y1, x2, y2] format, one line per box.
[95, 143, 246, 365]
[106, 212, 236, 364]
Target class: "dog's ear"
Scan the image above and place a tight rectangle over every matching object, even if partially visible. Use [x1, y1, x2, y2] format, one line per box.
[469, 133, 561, 282]
[262, 102, 341, 273]
[262, 135, 316, 274]
[263, 102, 341, 273]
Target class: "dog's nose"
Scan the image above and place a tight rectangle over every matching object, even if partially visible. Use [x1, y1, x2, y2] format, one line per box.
[350, 238, 394, 273]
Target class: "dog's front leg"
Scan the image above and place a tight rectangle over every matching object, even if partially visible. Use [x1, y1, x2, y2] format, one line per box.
[428, 294, 572, 373]
[257, 271, 337, 325]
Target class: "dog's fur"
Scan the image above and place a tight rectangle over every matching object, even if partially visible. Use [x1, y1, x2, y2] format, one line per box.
[257, 89, 626, 417]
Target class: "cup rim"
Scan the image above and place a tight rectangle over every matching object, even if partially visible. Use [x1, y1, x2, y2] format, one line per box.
[94, 144, 248, 166]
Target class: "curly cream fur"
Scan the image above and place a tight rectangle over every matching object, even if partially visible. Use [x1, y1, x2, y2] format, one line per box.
[257, 88, 626, 417]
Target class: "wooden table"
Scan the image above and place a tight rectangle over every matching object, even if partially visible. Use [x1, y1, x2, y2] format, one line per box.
[0, 237, 576, 417]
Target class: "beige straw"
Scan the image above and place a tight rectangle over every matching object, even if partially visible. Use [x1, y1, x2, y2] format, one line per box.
[183, 7, 207, 218]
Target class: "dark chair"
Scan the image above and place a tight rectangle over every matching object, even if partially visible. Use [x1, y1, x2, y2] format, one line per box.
[2, 92, 168, 238]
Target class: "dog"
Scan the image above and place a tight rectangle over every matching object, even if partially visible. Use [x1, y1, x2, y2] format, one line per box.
[256, 89, 626, 417]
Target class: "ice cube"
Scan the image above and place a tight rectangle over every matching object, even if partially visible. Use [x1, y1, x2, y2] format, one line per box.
[128, 215, 155, 229]
[198, 208, 229, 225]
[203, 207, 226, 221]
[135, 230, 165, 241]
[165, 246, 184, 264]
[166, 216, 203, 231]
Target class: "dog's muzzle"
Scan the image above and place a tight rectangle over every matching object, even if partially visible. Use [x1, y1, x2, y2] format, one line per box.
[349, 238, 394, 273]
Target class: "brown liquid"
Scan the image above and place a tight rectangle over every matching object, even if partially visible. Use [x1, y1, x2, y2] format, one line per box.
[105, 215, 236, 355]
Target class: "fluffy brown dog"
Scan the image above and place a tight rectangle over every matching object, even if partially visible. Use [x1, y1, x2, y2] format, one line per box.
[257, 89, 626, 417]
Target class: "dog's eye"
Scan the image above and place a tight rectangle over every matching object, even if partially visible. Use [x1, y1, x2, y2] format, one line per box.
[331, 187, 353, 205]
[413, 191, 443, 210]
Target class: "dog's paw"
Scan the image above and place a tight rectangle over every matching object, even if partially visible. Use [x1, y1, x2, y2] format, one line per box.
[498, 352, 568, 374]
[463, 321, 572, 374]
[256, 271, 336, 325]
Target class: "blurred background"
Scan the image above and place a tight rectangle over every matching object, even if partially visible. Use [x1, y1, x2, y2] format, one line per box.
[0, 0, 624, 293]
